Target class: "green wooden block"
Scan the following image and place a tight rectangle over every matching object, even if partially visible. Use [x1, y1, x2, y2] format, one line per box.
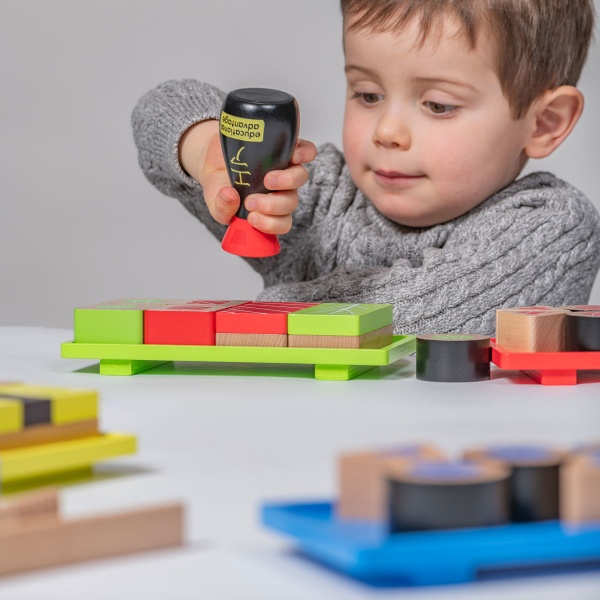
[74, 298, 178, 344]
[287, 303, 393, 336]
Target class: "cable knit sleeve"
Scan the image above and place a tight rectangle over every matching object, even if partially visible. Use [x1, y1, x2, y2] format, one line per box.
[131, 79, 228, 240]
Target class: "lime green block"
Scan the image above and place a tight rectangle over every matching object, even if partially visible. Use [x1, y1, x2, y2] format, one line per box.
[0, 399, 22, 433]
[288, 303, 393, 336]
[73, 298, 175, 344]
[0, 385, 97, 425]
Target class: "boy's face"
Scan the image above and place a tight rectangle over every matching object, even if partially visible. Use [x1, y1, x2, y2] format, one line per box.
[343, 17, 536, 227]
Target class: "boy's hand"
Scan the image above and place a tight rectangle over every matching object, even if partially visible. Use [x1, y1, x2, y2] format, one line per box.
[179, 120, 317, 235]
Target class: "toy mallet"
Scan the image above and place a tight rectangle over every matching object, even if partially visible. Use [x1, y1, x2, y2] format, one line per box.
[219, 88, 299, 258]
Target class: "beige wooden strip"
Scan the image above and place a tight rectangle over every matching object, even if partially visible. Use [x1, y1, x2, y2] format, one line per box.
[0, 503, 184, 576]
[289, 325, 393, 349]
[0, 420, 99, 451]
[0, 488, 60, 534]
[216, 333, 288, 347]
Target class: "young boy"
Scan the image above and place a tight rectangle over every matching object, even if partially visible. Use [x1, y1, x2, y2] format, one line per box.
[132, 0, 600, 335]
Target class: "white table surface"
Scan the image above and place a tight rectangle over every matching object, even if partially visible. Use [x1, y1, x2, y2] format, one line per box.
[0, 326, 599, 600]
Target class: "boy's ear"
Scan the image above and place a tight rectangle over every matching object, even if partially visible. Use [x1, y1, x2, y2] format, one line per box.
[524, 86, 584, 159]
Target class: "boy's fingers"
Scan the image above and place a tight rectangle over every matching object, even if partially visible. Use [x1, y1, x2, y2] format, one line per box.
[291, 139, 318, 165]
[264, 165, 309, 191]
[245, 191, 298, 216]
[204, 175, 240, 225]
[247, 212, 293, 235]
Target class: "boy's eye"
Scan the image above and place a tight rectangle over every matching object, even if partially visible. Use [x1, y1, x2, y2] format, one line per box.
[352, 92, 383, 105]
[424, 101, 457, 115]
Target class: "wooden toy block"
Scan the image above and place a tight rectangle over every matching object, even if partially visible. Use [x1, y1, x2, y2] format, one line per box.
[0, 420, 98, 451]
[289, 325, 393, 349]
[0, 489, 184, 577]
[565, 310, 600, 351]
[216, 333, 288, 347]
[74, 299, 181, 344]
[144, 300, 248, 345]
[463, 445, 565, 522]
[560, 451, 600, 525]
[0, 488, 60, 531]
[0, 400, 21, 434]
[215, 301, 318, 334]
[288, 303, 393, 336]
[0, 385, 98, 426]
[337, 445, 445, 521]
[495, 307, 566, 352]
[0, 432, 136, 485]
[416, 334, 491, 382]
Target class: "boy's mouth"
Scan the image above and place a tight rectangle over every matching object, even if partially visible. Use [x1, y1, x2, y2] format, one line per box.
[373, 169, 424, 187]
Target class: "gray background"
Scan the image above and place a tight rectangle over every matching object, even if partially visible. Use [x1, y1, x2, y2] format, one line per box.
[1, 0, 598, 328]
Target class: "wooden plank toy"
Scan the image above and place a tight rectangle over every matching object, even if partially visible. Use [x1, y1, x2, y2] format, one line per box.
[0, 488, 184, 577]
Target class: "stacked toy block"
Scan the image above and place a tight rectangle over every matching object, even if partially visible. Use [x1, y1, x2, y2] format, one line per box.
[288, 303, 393, 349]
[215, 301, 318, 347]
[262, 443, 600, 586]
[0, 384, 136, 488]
[493, 304, 600, 384]
[74, 299, 394, 349]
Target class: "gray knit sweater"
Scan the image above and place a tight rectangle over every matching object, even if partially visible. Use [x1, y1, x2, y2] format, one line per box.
[132, 79, 600, 335]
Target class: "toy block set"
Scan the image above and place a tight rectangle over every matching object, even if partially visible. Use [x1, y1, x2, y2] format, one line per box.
[262, 443, 600, 586]
[0, 384, 136, 490]
[491, 305, 600, 384]
[62, 299, 600, 384]
[62, 299, 415, 380]
[0, 488, 184, 577]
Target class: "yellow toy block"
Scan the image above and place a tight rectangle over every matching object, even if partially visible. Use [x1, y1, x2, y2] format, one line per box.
[0, 400, 22, 434]
[0, 432, 136, 483]
[0, 385, 97, 425]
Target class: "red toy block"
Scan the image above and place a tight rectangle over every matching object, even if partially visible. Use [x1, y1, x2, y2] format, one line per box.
[491, 339, 600, 385]
[215, 302, 318, 334]
[144, 300, 248, 346]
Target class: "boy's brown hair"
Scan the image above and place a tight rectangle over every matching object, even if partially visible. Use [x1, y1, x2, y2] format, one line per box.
[341, 0, 596, 119]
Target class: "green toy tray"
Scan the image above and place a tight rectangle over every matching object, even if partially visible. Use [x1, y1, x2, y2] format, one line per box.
[61, 336, 416, 380]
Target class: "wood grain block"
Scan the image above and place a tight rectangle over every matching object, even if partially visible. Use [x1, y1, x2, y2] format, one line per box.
[561, 451, 600, 525]
[216, 333, 288, 347]
[144, 300, 248, 346]
[288, 325, 393, 349]
[337, 445, 445, 521]
[288, 303, 393, 336]
[74, 299, 182, 344]
[215, 301, 318, 334]
[0, 490, 184, 577]
[0, 420, 99, 451]
[496, 307, 566, 352]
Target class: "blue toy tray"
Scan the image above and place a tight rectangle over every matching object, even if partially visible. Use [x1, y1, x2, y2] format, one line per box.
[261, 501, 600, 586]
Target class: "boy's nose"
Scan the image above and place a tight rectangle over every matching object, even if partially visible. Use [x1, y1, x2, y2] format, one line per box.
[373, 112, 411, 150]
